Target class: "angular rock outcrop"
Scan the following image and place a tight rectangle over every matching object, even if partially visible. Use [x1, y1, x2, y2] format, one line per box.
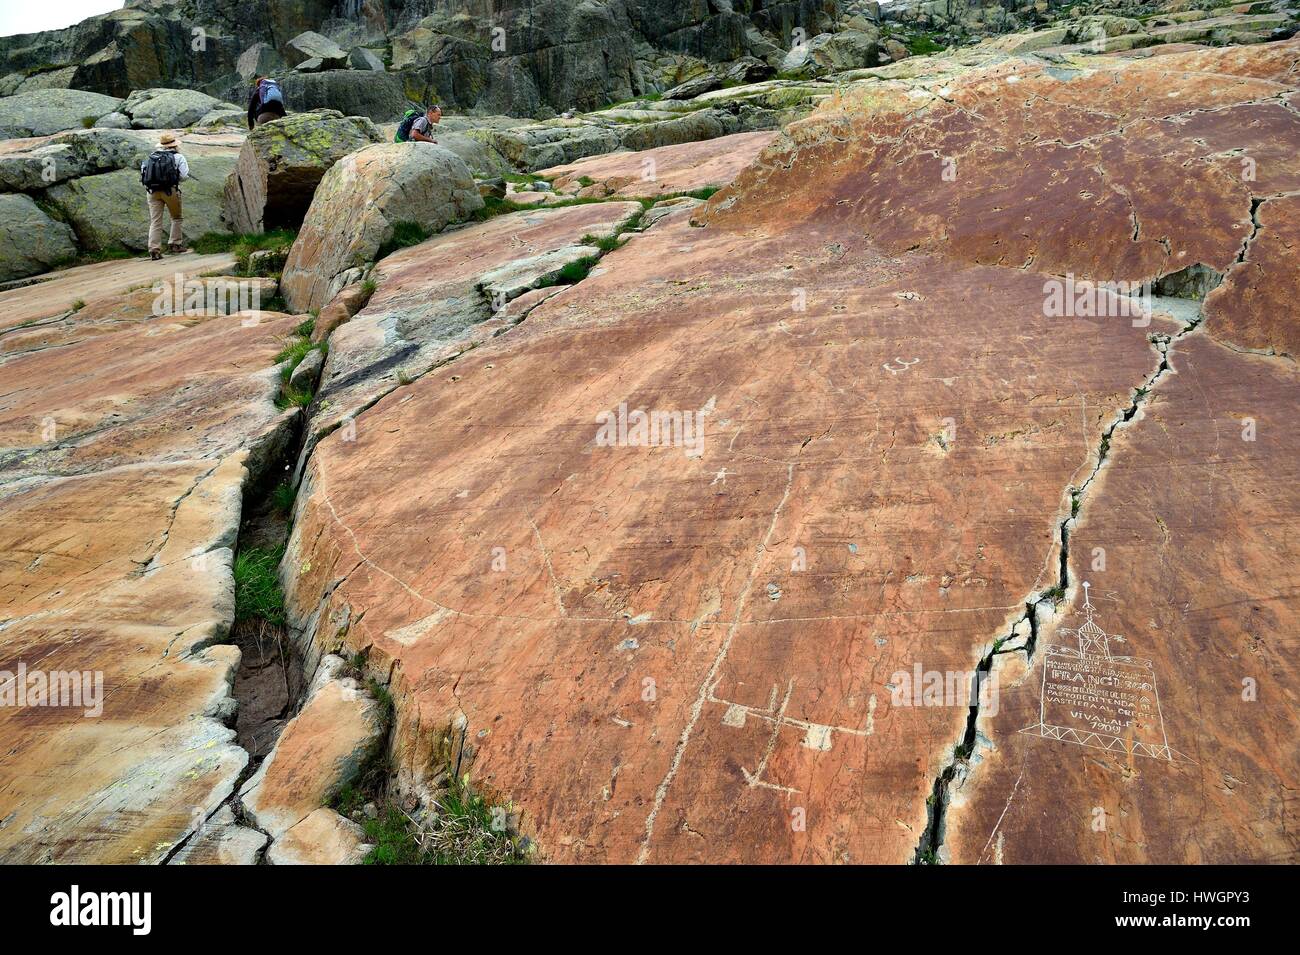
[222, 109, 383, 234]
[0, 128, 143, 192]
[781, 30, 883, 76]
[119, 88, 236, 129]
[240, 656, 386, 840]
[279, 142, 483, 312]
[277, 70, 409, 122]
[265, 808, 371, 865]
[283, 31, 349, 71]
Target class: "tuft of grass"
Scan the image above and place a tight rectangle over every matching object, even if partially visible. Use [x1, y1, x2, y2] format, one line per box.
[270, 481, 297, 514]
[70, 299, 85, 312]
[537, 255, 599, 288]
[233, 547, 286, 626]
[191, 232, 242, 254]
[359, 277, 378, 299]
[277, 383, 313, 409]
[191, 229, 296, 275]
[359, 782, 530, 865]
[293, 317, 315, 339]
[396, 369, 414, 386]
[275, 336, 315, 380]
[80, 115, 96, 129]
[1042, 585, 1066, 604]
[576, 175, 595, 187]
[470, 195, 527, 221]
[22, 62, 68, 77]
[366, 677, 394, 713]
[53, 244, 134, 270]
[580, 232, 622, 253]
[907, 34, 946, 56]
[376, 221, 430, 260]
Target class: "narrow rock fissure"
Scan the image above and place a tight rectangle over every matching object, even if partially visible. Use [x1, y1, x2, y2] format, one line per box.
[228, 198, 672, 863]
[913, 275, 1212, 864]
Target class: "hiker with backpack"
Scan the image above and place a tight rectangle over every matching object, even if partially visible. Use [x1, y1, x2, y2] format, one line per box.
[247, 76, 286, 129]
[395, 105, 441, 144]
[140, 133, 190, 260]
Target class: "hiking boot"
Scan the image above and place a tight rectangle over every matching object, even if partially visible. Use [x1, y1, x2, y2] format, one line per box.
[167, 243, 190, 255]
[149, 249, 163, 261]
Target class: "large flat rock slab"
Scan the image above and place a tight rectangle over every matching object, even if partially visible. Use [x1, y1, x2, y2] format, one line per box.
[0, 301, 296, 861]
[0, 252, 236, 331]
[281, 39, 1300, 864]
[541, 131, 780, 198]
[0, 310, 296, 483]
[307, 201, 641, 443]
[0, 457, 249, 863]
[285, 209, 1175, 863]
[946, 333, 1300, 863]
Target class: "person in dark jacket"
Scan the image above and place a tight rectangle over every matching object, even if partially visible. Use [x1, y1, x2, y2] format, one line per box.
[247, 76, 286, 129]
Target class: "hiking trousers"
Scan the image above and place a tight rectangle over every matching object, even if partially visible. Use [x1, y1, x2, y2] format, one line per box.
[147, 189, 183, 252]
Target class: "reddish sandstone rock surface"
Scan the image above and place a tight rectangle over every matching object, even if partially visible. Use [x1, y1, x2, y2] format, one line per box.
[305, 200, 641, 444]
[0, 262, 299, 862]
[541, 131, 779, 198]
[946, 334, 1300, 863]
[0, 252, 236, 331]
[240, 658, 386, 840]
[281, 40, 1300, 864]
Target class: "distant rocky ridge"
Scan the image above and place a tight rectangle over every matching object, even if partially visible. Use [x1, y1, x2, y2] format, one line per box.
[2, 0, 1290, 120]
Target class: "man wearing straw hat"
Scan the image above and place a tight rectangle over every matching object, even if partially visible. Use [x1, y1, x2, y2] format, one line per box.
[139, 132, 191, 259]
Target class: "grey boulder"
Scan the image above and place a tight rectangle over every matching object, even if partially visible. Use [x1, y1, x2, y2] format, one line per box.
[0, 89, 124, 138]
[0, 193, 78, 281]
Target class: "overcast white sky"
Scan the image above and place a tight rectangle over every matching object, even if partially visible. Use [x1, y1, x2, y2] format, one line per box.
[0, 0, 120, 38]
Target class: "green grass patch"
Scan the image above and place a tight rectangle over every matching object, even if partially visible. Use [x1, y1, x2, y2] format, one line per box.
[80, 116, 96, 129]
[276, 383, 313, 409]
[233, 546, 286, 627]
[375, 221, 430, 260]
[469, 195, 528, 221]
[907, 35, 946, 56]
[358, 783, 530, 865]
[191, 229, 296, 275]
[538, 255, 599, 288]
[53, 244, 135, 271]
[270, 481, 297, 515]
[22, 62, 68, 77]
[580, 232, 623, 253]
[275, 336, 315, 380]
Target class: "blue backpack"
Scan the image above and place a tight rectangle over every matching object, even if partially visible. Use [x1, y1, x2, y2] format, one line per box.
[258, 79, 284, 110]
